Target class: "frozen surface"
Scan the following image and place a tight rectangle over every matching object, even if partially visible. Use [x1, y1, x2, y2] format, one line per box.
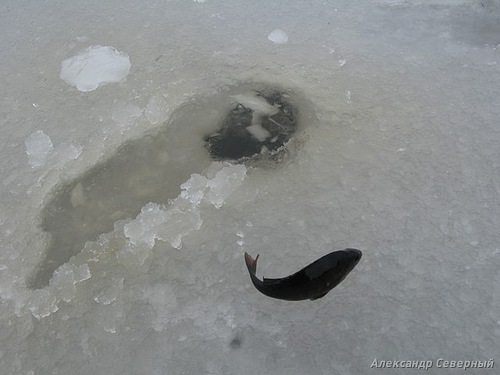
[1, 0, 499, 374]
[60, 45, 131, 92]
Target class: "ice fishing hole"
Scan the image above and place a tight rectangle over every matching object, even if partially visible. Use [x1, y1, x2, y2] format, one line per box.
[27, 82, 314, 289]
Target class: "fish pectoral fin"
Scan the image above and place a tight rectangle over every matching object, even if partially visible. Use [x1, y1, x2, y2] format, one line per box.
[310, 291, 329, 301]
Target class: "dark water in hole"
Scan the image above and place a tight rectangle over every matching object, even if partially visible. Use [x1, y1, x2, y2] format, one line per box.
[205, 89, 298, 161]
[28, 82, 313, 289]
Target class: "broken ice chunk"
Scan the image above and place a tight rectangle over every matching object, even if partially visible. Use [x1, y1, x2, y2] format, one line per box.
[123, 202, 203, 249]
[25, 130, 54, 168]
[123, 203, 166, 248]
[60, 45, 131, 92]
[247, 123, 271, 142]
[156, 206, 203, 249]
[267, 29, 288, 44]
[231, 92, 279, 117]
[206, 164, 247, 208]
[180, 174, 210, 205]
[50, 263, 91, 302]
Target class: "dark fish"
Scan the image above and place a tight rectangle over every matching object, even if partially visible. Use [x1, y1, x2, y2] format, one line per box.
[244, 249, 362, 301]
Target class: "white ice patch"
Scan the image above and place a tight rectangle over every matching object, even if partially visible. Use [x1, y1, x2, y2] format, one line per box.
[124, 163, 247, 249]
[60, 45, 131, 92]
[267, 29, 288, 44]
[25, 130, 54, 168]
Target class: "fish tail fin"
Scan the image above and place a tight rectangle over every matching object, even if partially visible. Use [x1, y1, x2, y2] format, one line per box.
[244, 252, 259, 275]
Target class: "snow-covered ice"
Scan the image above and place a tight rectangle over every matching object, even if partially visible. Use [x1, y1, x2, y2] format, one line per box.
[60, 45, 131, 92]
[1, 0, 499, 374]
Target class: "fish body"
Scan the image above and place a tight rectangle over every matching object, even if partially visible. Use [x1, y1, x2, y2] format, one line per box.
[244, 249, 362, 301]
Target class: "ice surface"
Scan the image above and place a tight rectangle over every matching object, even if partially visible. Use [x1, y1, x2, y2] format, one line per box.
[267, 29, 289, 44]
[24, 130, 53, 168]
[111, 104, 143, 126]
[60, 45, 131, 92]
[2, 0, 500, 374]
